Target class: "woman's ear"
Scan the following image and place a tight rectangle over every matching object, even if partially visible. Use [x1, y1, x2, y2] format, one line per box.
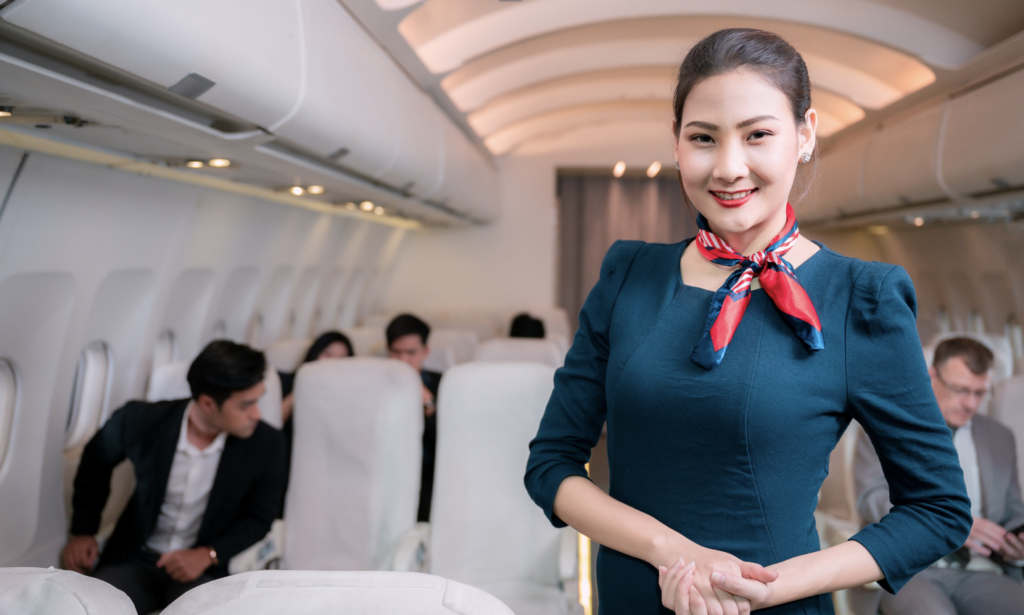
[799, 108, 818, 159]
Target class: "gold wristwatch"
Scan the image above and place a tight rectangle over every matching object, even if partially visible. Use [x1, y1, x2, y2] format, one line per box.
[206, 547, 219, 566]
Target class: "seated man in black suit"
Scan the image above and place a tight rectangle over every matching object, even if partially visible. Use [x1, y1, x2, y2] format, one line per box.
[386, 314, 441, 523]
[61, 340, 287, 614]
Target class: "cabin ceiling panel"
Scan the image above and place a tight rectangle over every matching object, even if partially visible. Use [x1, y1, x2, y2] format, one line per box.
[400, 0, 984, 73]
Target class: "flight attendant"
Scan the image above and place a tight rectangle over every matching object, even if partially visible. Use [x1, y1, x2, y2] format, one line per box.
[524, 28, 972, 615]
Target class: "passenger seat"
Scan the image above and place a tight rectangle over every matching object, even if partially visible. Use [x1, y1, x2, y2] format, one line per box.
[990, 376, 1024, 487]
[474, 338, 565, 368]
[283, 358, 423, 571]
[412, 362, 581, 615]
[147, 361, 283, 429]
[162, 571, 513, 615]
[264, 338, 311, 374]
[0, 567, 135, 614]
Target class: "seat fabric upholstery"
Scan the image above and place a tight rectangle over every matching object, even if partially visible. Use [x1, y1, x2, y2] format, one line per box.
[283, 358, 423, 571]
[473, 339, 565, 368]
[0, 567, 135, 615]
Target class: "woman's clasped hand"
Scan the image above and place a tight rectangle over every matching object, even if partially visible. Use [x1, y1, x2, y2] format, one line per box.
[658, 549, 778, 615]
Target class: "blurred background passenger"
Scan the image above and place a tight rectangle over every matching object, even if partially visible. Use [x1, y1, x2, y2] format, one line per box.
[61, 341, 285, 614]
[277, 331, 354, 516]
[386, 313, 440, 522]
[509, 312, 546, 338]
[855, 337, 1024, 615]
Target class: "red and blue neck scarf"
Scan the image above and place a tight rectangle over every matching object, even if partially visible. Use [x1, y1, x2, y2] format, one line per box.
[690, 203, 824, 370]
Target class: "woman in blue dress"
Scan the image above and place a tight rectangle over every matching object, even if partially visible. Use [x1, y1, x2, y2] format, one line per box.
[524, 28, 971, 615]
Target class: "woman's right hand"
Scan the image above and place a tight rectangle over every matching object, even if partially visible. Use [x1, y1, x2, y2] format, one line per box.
[658, 547, 776, 615]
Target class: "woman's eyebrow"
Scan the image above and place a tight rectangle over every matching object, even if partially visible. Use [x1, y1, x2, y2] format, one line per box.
[683, 120, 718, 130]
[737, 115, 778, 128]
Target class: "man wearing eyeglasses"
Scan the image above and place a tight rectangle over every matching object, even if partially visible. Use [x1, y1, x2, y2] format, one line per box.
[854, 337, 1024, 615]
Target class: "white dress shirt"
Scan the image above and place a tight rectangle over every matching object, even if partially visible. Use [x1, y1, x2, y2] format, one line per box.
[146, 402, 227, 554]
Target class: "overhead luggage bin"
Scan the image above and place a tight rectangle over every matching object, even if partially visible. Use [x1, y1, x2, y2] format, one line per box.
[940, 68, 1024, 196]
[1, 0, 303, 131]
[805, 137, 867, 221]
[860, 107, 945, 211]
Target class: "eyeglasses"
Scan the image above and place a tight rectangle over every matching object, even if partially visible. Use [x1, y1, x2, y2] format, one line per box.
[934, 369, 991, 402]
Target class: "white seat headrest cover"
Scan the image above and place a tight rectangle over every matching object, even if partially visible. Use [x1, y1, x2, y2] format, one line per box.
[163, 570, 514, 615]
[283, 358, 423, 570]
[429, 329, 480, 364]
[264, 338, 311, 373]
[0, 567, 135, 615]
[147, 361, 282, 429]
[430, 362, 560, 587]
[343, 327, 388, 357]
[473, 339, 565, 368]
[423, 344, 458, 374]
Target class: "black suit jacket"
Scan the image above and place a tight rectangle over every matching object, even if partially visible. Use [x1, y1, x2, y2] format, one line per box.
[71, 399, 287, 577]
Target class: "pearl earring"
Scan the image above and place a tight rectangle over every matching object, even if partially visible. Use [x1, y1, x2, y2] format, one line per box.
[800, 152, 812, 164]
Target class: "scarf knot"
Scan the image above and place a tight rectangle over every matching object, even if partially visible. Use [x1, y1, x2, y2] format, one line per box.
[690, 203, 824, 369]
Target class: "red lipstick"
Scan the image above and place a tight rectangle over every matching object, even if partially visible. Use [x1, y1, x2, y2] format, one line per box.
[710, 188, 757, 208]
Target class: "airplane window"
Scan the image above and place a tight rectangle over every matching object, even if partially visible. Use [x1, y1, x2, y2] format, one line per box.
[246, 312, 264, 349]
[0, 360, 16, 471]
[936, 308, 952, 334]
[152, 328, 176, 371]
[65, 342, 113, 451]
[1007, 316, 1023, 369]
[968, 310, 986, 335]
[211, 319, 227, 341]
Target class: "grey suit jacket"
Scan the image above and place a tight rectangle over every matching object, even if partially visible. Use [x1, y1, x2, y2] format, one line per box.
[855, 414, 1024, 579]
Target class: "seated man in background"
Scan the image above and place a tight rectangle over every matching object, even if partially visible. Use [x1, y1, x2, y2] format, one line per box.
[855, 337, 1024, 615]
[509, 312, 546, 338]
[386, 314, 441, 522]
[62, 340, 287, 614]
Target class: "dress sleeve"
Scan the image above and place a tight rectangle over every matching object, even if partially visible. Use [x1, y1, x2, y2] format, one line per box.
[844, 264, 972, 593]
[524, 240, 643, 527]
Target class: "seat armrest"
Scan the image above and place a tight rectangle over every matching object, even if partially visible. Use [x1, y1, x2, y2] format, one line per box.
[228, 519, 285, 574]
[388, 522, 430, 572]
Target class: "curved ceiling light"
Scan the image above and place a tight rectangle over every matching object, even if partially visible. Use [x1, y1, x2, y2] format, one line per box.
[515, 119, 676, 157]
[374, 0, 422, 9]
[469, 68, 674, 137]
[484, 100, 671, 156]
[402, 0, 981, 73]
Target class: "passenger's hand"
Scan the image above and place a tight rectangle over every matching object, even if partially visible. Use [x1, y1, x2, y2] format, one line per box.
[422, 385, 436, 417]
[156, 547, 213, 583]
[998, 530, 1024, 561]
[658, 548, 776, 615]
[965, 516, 1006, 557]
[61, 535, 98, 573]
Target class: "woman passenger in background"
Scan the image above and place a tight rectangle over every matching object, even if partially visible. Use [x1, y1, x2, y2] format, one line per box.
[278, 330, 354, 516]
[525, 29, 972, 615]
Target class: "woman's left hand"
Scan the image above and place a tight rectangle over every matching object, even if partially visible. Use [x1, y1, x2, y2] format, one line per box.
[708, 570, 775, 610]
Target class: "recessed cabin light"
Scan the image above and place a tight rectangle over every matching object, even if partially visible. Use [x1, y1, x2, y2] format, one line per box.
[613, 161, 626, 178]
[360, 201, 374, 212]
[913, 217, 925, 227]
[290, 186, 305, 196]
[208, 158, 231, 168]
[307, 185, 325, 195]
[373, 206, 385, 216]
[344, 202, 357, 210]
[646, 162, 662, 178]
[866, 225, 889, 235]
[185, 160, 205, 169]
[0, 107, 12, 118]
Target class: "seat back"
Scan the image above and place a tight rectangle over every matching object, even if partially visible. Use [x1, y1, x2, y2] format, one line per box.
[423, 344, 458, 374]
[283, 358, 423, 571]
[0, 567, 135, 615]
[474, 339, 565, 368]
[991, 376, 1024, 486]
[147, 361, 283, 429]
[343, 327, 388, 357]
[430, 329, 480, 364]
[429, 363, 561, 587]
[163, 571, 514, 615]
[264, 338, 311, 373]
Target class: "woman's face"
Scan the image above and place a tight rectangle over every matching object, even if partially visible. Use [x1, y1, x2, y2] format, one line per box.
[317, 341, 350, 360]
[674, 69, 815, 242]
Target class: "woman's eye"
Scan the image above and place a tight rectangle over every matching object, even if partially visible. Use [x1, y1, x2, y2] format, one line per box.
[748, 130, 771, 140]
[690, 134, 714, 144]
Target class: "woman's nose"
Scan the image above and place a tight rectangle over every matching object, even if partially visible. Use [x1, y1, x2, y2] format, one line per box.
[712, 140, 749, 184]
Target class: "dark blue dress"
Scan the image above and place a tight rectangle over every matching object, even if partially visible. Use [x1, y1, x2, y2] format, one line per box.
[525, 240, 971, 614]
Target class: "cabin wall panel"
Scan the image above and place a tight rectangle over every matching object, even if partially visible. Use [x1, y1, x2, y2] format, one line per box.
[0, 144, 401, 565]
